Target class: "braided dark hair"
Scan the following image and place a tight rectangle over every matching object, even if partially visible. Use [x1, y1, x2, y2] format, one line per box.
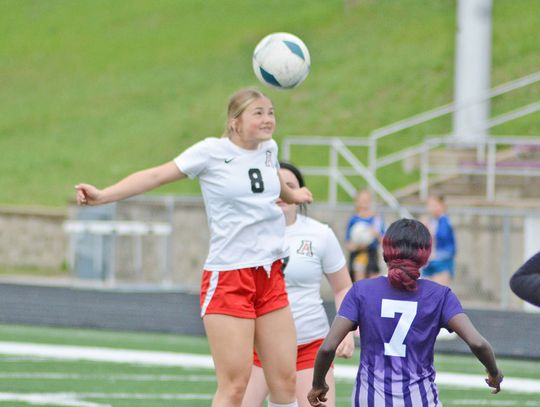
[382, 219, 432, 291]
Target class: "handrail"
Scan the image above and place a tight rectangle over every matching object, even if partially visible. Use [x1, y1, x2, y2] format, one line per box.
[282, 137, 411, 217]
[283, 72, 540, 207]
[374, 143, 427, 170]
[486, 101, 540, 130]
[282, 136, 369, 162]
[419, 136, 540, 201]
[368, 70, 540, 187]
[332, 139, 412, 218]
[369, 71, 540, 141]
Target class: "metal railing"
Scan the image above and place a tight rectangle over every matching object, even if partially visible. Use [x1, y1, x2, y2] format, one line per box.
[368, 71, 540, 179]
[419, 136, 540, 201]
[282, 137, 411, 218]
[283, 71, 540, 205]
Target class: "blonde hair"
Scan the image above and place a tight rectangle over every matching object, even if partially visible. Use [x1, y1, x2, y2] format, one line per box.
[223, 88, 268, 138]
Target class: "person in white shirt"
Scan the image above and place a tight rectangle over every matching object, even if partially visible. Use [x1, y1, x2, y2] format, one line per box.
[75, 88, 313, 407]
[242, 162, 355, 407]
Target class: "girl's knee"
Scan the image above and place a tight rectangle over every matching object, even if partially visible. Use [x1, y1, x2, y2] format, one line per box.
[217, 379, 250, 404]
[267, 369, 297, 398]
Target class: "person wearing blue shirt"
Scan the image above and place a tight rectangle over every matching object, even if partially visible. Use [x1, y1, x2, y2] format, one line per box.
[345, 190, 385, 281]
[422, 195, 456, 286]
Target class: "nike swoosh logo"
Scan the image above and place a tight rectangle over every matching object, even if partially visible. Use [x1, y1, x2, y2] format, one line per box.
[224, 158, 234, 163]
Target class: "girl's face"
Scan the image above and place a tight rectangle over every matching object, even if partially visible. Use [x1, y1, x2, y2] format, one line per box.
[277, 168, 299, 218]
[355, 190, 371, 211]
[232, 97, 275, 148]
[427, 197, 444, 217]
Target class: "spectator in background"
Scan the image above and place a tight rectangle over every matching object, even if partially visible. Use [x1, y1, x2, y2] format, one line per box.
[344, 189, 385, 281]
[422, 194, 456, 286]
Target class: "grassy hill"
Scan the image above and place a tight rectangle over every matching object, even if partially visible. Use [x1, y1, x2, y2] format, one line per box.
[1, 0, 539, 207]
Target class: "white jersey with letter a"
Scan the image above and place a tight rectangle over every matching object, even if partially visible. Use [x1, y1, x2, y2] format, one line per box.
[285, 215, 346, 344]
[174, 137, 288, 271]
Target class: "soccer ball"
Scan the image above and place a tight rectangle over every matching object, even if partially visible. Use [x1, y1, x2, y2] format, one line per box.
[350, 222, 374, 246]
[252, 32, 310, 89]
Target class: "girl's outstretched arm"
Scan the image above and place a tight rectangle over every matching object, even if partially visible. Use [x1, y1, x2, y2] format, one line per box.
[448, 313, 503, 394]
[76, 161, 185, 206]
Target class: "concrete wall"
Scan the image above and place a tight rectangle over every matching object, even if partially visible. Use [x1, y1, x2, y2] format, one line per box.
[0, 207, 67, 270]
[0, 199, 533, 310]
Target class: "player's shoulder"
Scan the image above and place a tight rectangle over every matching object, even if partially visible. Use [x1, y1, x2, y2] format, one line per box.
[418, 278, 448, 289]
[353, 276, 387, 293]
[186, 137, 224, 152]
[439, 214, 453, 226]
[203, 136, 229, 148]
[417, 278, 453, 297]
[299, 215, 336, 237]
[300, 215, 327, 229]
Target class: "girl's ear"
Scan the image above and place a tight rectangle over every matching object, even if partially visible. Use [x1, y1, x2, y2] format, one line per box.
[229, 118, 238, 134]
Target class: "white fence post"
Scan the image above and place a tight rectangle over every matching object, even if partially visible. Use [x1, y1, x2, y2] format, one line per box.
[486, 140, 496, 201]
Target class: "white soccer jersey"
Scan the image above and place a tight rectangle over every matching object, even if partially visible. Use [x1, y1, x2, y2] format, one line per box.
[174, 137, 288, 271]
[285, 215, 346, 344]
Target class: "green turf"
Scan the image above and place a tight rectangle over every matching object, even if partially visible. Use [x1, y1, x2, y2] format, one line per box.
[1, 0, 539, 207]
[0, 324, 538, 406]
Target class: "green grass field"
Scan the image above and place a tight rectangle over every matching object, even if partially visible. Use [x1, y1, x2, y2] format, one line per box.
[0, 324, 538, 406]
[1, 0, 539, 207]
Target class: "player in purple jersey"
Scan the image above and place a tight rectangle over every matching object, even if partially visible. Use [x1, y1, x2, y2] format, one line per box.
[308, 219, 503, 407]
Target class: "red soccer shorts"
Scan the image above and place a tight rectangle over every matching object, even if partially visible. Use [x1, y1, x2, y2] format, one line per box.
[253, 338, 326, 371]
[199, 259, 288, 318]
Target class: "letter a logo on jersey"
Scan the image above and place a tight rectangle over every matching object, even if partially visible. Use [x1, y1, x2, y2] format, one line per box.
[265, 150, 273, 167]
[296, 240, 313, 257]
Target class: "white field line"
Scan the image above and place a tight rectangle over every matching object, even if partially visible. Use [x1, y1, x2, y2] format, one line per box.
[0, 341, 539, 394]
[54, 393, 213, 400]
[0, 392, 214, 406]
[450, 400, 540, 406]
[0, 392, 109, 407]
[0, 372, 215, 381]
[0, 341, 213, 368]
[1, 393, 540, 407]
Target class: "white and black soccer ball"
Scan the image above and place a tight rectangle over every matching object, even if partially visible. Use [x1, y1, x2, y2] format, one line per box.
[350, 222, 374, 246]
[252, 32, 310, 90]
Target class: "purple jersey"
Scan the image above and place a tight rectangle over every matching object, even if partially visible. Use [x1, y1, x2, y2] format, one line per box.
[338, 276, 463, 407]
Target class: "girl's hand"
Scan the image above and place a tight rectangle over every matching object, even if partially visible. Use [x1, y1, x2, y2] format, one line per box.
[485, 370, 503, 394]
[307, 383, 329, 407]
[75, 183, 102, 206]
[294, 186, 313, 204]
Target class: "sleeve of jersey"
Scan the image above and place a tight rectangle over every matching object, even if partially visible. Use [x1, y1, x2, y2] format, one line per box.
[322, 226, 347, 274]
[337, 286, 359, 324]
[173, 139, 210, 179]
[440, 288, 464, 330]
